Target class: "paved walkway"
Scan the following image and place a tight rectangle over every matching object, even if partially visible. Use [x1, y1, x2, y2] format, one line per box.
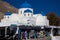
[22, 37, 51, 40]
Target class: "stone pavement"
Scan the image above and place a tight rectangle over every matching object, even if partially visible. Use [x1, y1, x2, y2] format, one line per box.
[22, 37, 51, 40]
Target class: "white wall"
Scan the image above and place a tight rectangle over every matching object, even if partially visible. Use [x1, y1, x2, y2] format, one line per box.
[0, 8, 49, 27]
[34, 14, 49, 26]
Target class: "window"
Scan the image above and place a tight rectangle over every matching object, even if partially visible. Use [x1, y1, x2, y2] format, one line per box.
[8, 16, 9, 18]
[31, 14, 33, 16]
[28, 14, 29, 16]
[53, 28, 60, 36]
[27, 23, 29, 24]
[24, 14, 26, 16]
[21, 11, 22, 14]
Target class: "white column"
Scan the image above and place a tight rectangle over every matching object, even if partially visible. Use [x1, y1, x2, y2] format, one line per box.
[5, 26, 8, 37]
[50, 28, 54, 40]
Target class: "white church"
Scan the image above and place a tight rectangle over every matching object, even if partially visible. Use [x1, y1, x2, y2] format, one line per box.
[0, 2, 49, 27]
[0, 2, 60, 40]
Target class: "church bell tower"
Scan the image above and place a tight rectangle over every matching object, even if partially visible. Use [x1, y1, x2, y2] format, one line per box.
[18, 2, 33, 17]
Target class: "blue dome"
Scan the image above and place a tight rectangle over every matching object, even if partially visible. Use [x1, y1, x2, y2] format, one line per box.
[24, 9, 32, 13]
[20, 2, 32, 8]
[5, 11, 12, 15]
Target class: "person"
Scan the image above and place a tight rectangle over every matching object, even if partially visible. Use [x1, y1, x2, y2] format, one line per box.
[16, 27, 21, 40]
[24, 31, 27, 40]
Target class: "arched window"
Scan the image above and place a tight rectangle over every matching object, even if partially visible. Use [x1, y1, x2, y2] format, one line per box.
[31, 14, 33, 16]
[28, 14, 29, 16]
[21, 11, 22, 14]
[24, 14, 26, 16]
[8, 16, 9, 19]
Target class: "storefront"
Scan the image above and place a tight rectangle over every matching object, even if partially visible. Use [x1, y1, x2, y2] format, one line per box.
[17, 26, 51, 39]
[0, 27, 5, 38]
[0, 25, 52, 40]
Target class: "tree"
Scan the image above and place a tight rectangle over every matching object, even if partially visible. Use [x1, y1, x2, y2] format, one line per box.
[46, 12, 60, 26]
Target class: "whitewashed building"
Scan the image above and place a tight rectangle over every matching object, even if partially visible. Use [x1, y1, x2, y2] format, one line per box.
[0, 2, 60, 40]
[0, 2, 49, 27]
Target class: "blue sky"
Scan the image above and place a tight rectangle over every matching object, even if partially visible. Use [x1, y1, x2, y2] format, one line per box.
[3, 0, 60, 17]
